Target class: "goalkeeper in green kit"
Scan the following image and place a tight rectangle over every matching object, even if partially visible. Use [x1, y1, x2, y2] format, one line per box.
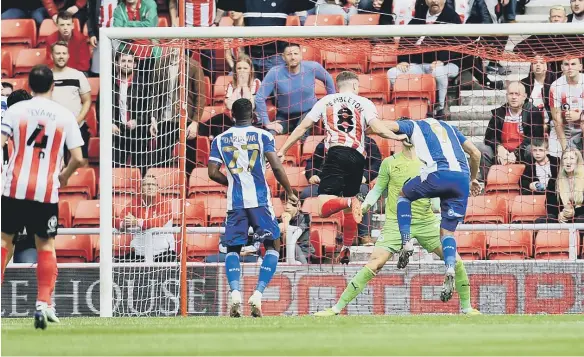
[315, 144, 480, 316]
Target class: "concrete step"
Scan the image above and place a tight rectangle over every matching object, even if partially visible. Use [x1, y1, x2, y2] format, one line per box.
[516, 14, 549, 23]
[460, 89, 507, 106]
[448, 104, 497, 121]
[525, 0, 570, 15]
[449, 119, 490, 137]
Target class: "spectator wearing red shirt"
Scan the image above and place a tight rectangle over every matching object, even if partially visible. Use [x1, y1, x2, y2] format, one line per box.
[45, 11, 91, 73]
[42, 0, 88, 26]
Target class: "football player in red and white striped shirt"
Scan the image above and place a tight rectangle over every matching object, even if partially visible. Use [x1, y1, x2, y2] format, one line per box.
[1, 65, 84, 330]
[277, 71, 409, 263]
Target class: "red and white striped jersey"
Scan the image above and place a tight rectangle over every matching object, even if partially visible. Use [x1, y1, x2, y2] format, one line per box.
[185, 0, 216, 27]
[1, 97, 84, 204]
[308, 92, 378, 157]
[99, 0, 118, 28]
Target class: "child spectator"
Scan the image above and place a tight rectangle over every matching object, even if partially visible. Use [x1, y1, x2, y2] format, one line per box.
[520, 138, 559, 195]
[279, 189, 314, 264]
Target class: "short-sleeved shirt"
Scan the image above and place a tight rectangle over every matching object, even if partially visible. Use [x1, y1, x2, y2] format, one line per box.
[209, 125, 275, 210]
[307, 92, 377, 157]
[52, 67, 91, 119]
[549, 73, 584, 140]
[2, 97, 84, 203]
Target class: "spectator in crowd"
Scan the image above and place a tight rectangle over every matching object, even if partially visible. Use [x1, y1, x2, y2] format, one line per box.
[199, 55, 261, 138]
[503, 0, 517, 23]
[1, 1, 48, 28]
[302, 136, 381, 245]
[168, 0, 224, 27]
[521, 56, 556, 130]
[223, 11, 245, 72]
[256, 43, 335, 135]
[568, 0, 584, 22]
[50, 41, 92, 166]
[217, 0, 316, 79]
[536, 148, 584, 224]
[113, 0, 161, 61]
[478, 81, 545, 180]
[42, 0, 88, 26]
[520, 138, 559, 195]
[87, 0, 118, 76]
[1, 83, 14, 97]
[387, 0, 462, 118]
[550, 4, 568, 22]
[150, 49, 206, 175]
[279, 189, 314, 264]
[115, 174, 176, 262]
[549, 57, 584, 158]
[45, 11, 91, 73]
[313, 0, 358, 24]
[113, 50, 152, 173]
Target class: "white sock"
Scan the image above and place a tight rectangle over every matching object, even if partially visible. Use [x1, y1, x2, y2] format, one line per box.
[36, 301, 48, 310]
[231, 290, 241, 300]
[253, 290, 263, 299]
[331, 305, 341, 314]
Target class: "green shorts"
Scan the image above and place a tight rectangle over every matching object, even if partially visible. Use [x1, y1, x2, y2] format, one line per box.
[375, 217, 441, 254]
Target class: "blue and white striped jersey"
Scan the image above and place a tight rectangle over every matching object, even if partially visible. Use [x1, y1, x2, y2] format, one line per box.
[397, 118, 470, 180]
[209, 126, 274, 211]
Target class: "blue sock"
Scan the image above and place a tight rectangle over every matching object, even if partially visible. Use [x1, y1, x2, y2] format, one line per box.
[225, 252, 241, 291]
[396, 196, 412, 245]
[441, 236, 457, 269]
[256, 250, 279, 293]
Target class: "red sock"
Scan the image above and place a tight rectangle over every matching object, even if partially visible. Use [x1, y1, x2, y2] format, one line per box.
[1, 247, 7, 283]
[343, 213, 358, 247]
[321, 198, 350, 217]
[37, 251, 58, 304]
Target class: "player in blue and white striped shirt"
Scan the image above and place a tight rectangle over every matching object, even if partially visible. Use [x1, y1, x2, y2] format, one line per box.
[384, 117, 482, 300]
[208, 98, 298, 318]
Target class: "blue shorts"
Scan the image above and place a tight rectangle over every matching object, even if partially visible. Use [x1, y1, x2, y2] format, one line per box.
[223, 206, 280, 247]
[402, 171, 469, 231]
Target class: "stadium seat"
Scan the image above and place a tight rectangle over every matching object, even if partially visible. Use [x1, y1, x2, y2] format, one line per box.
[391, 74, 436, 105]
[88, 137, 100, 164]
[207, 197, 228, 226]
[315, 79, 329, 99]
[14, 49, 47, 76]
[113, 195, 130, 219]
[275, 135, 301, 165]
[300, 46, 323, 64]
[455, 231, 487, 260]
[535, 230, 571, 260]
[113, 167, 142, 195]
[368, 134, 391, 158]
[212, 75, 232, 105]
[186, 233, 220, 259]
[4, 78, 29, 91]
[509, 194, 546, 223]
[348, 14, 381, 25]
[173, 199, 207, 227]
[157, 16, 169, 27]
[359, 74, 389, 103]
[146, 168, 183, 197]
[188, 167, 227, 196]
[58, 200, 72, 228]
[271, 197, 285, 217]
[283, 166, 309, 192]
[59, 167, 97, 199]
[311, 223, 338, 255]
[369, 53, 398, 73]
[486, 230, 533, 260]
[73, 200, 100, 227]
[305, 15, 345, 26]
[200, 106, 224, 123]
[196, 136, 210, 166]
[54, 235, 93, 263]
[395, 101, 428, 120]
[309, 229, 323, 259]
[286, 15, 300, 26]
[324, 51, 368, 73]
[59, 195, 86, 217]
[301, 197, 342, 227]
[88, 77, 100, 102]
[465, 195, 508, 224]
[38, 19, 81, 46]
[301, 135, 326, 164]
[85, 105, 98, 137]
[93, 234, 133, 261]
[485, 164, 525, 193]
[1, 51, 13, 78]
[375, 104, 398, 121]
[1, 19, 37, 48]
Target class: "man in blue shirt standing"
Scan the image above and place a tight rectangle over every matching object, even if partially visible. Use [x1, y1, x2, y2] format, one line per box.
[255, 43, 336, 135]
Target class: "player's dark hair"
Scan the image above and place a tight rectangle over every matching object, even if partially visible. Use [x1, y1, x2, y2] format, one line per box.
[56, 10, 73, 23]
[336, 71, 359, 86]
[531, 138, 549, 149]
[232, 98, 253, 124]
[280, 188, 303, 207]
[7, 89, 32, 107]
[28, 65, 54, 94]
[1, 82, 13, 90]
[283, 42, 301, 51]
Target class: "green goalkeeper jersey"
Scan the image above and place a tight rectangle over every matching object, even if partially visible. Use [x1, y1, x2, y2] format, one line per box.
[363, 153, 435, 221]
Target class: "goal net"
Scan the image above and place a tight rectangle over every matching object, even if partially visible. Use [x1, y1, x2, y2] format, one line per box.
[94, 23, 584, 317]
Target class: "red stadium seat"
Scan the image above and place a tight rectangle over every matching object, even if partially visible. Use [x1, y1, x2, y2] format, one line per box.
[300, 46, 323, 64]
[113, 195, 130, 219]
[395, 101, 428, 120]
[349, 14, 380, 25]
[368, 134, 391, 158]
[286, 15, 301, 26]
[157, 16, 169, 27]
[186, 233, 220, 259]
[301, 135, 325, 164]
[1, 19, 37, 48]
[391, 74, 436, 105]
[88, 137, 100, 164]
[85, 105, 98, 137]
[301, 197, 342, 227]
[271, 197, 285, 217]
[305, 15, 345, 26]
[486, 230, 533, 260]
[311, 223, 338, 255]
[200, 106, 224, 123]
[3, 78, 29, 91]
[113, 167, 142, 195]
[359, 74, 389, 103]
[146, 168, 183, 197]
[88, 77, 100, 102]
[196, 136, 210, 166]
[275, 135, 301, 165]
[2, 51, 13, 78]
[309, 230, 323, 259]
[73, 200, 100, 227]
[188, 167, 227, 196]
[535, 230, 571, 260]
[55, 235, 93, 263]
[174, 198, 207, 227]
[370, 53, 398, 73]
[59, 167, 97, 199]
[58, 200, 72, 228]
[509, 194, 546, 223]
[14, 49, 47, 76]
[485, 164, 525, 193]
[60, 195, 85, 217]
[455, 231, 486, 260]
[324, 51, 368, 73]
[207, 197, 228, 226]
[283, 166, 309, 192]
[465, 195, 508, 224]
[212, 75, 232, 105]
[93, 234, 133, 261]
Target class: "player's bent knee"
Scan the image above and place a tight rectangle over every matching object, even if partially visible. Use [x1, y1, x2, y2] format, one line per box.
[226, 245, 244, 254]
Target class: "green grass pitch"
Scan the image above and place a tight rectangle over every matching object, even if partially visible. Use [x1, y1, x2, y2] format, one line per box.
[2, 315, 583, 356]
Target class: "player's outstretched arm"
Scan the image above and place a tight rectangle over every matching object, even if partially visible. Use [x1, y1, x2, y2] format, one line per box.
[361, 158, 391, 213]
[208, 162, 228, 187]
[462, 140, 482, 195]
[367, 119, 410, 144]
[59, 147, 84, 187]
[276, 117, 314, 158]
[265, 152, 298, 204]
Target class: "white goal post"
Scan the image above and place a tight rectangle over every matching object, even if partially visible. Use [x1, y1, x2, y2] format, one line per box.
[97, 23, 584, 317]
